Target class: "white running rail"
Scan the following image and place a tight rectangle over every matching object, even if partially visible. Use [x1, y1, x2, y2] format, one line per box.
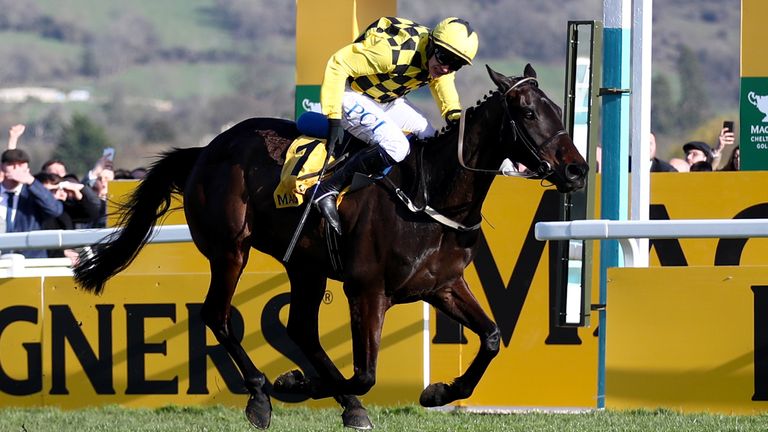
[535, 219, 768, 267]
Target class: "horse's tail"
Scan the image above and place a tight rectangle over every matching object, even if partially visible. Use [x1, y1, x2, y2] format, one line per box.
[73, 147, 202, 294]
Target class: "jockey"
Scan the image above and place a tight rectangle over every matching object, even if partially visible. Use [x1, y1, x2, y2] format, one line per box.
[314, 16, 479, 234]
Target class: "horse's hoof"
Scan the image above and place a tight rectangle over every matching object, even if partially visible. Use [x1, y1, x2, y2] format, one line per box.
[273, 369, 308, 394]
[342, 406, 373, 430]
[245, 393, 272, 429]
[419, 382, 452, 407]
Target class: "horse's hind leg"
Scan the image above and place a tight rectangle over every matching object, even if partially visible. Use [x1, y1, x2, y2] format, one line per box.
[421, 277, 500, 407]
[201, 251, 272, 429]
[276, 268, 373, 430]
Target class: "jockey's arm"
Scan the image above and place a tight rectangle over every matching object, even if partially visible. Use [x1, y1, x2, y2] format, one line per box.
[429, 73, 462, 123]
[320, 42, 393, 120]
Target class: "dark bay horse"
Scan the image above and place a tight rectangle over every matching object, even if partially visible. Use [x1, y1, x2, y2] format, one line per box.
[73, 64, 587, 429]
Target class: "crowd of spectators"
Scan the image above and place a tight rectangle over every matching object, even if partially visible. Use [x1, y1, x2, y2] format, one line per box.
[1, 123, 146, 263]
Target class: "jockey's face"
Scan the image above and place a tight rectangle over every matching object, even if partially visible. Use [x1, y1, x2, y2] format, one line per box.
[428, 55, 453, 79]
[428, 47, 465, 79]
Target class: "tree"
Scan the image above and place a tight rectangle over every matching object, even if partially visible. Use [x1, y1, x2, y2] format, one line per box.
[651, 73, 676, 134]
[52, 113, 112, 177]
[675, 45, 709, 131]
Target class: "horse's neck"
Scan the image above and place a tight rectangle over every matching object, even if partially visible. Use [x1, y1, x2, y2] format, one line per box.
[401, 94, 506, 220]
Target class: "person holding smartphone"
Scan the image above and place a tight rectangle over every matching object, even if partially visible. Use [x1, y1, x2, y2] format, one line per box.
[712, 120, 736, 166]
[669, 121, 737, 172]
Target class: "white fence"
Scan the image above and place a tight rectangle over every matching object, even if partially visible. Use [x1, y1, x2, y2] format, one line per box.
[0, 225, 192, 277]
[535, 219, 768, 266]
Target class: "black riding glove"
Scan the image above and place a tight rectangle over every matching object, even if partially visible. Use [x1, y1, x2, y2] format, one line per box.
[326, 118, 344, 155]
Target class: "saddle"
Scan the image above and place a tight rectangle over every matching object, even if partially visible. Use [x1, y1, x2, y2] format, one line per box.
[273, 113, 364, 208]
[273, 112, 393, 209]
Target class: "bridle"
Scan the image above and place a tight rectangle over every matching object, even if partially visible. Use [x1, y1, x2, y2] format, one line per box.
[457, 77, 567, 178]
[386, 76, 568, 232]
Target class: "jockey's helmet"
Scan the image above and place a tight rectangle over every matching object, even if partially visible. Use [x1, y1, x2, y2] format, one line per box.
[430, 18, 479, 66]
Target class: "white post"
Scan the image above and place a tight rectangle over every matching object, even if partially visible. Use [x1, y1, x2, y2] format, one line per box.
[630, 0, 652, 267]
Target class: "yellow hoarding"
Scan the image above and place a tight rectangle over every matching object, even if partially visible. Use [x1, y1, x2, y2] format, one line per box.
[606, 266, 768, 413]
[742, 0, 768, 77]
[3, 171, 768, 410]
[0, 274, 423, 408]
[431, 179, 600, 408]
[296, 0, 396, 86]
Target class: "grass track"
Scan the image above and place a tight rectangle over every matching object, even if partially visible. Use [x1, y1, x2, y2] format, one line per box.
[2, 405, 768, 432]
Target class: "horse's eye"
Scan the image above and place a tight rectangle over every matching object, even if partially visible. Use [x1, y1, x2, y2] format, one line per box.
[522, 109, 536, 120]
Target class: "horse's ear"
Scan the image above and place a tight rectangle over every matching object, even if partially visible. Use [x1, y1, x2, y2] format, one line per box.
[524, 63, 537, 78]
[486, 64, 512, 92]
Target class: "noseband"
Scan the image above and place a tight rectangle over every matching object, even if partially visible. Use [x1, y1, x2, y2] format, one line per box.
[457, 77, 567, 178]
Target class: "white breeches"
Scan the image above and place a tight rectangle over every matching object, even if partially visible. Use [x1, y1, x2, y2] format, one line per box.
[340, 88, 436, 162]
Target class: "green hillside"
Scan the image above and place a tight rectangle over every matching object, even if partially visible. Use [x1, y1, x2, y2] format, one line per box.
[0, 0, 741, 170]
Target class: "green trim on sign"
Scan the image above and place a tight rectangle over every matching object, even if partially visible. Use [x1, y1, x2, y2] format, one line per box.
[295, 85, 321, 120]
[740, 77, 768, 171]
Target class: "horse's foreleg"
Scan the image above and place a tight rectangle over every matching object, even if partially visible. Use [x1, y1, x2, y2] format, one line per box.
[420, 277, 500, 407]
[275, 269, 373, 430]
[202, 253, 272, 429]
[282, 289, 388, 399]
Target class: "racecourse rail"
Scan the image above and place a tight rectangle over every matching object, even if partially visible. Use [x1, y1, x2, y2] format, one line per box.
[0, 225, 191, 276]
[535, 218, 768, 266]
[1, 220, 766, 271]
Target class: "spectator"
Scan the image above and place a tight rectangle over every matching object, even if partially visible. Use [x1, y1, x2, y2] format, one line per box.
[113, 168, 133, 180]
[41, 159, 68, 177]
[690, 161, 713, 172]
[41, 158, 101, 227]
[57, 173, 101, 229]
[669, 141, 714, 172]
[0, 149, 64, 258]
[720, 146, 740, 171]
[669, 124, 736, 172]
[83, 153, 113, 188]
[649, 133, 677, 172]
[130, 166, 148, 179]
[90, 167, 114, 228]
[683, 141, 714, 165]
[34, 172, 80, 263]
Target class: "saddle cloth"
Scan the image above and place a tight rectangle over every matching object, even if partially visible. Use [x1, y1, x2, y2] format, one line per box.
[273, 136, 333, 208]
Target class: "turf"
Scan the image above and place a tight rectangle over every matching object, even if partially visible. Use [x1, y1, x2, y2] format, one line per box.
[1, 405, 767, 432]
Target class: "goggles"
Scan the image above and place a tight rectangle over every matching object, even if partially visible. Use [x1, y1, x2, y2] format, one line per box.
[434, 47, 466, 71]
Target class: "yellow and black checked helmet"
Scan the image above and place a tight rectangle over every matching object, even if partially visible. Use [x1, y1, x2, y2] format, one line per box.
[430, 18, 479, 65]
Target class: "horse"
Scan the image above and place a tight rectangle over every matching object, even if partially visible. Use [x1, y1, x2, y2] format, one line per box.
[73, 64, 588, 430]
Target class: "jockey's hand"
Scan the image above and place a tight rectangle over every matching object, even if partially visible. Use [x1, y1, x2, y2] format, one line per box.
[445, 110, 461, 128]
[327, 118, 344, 155]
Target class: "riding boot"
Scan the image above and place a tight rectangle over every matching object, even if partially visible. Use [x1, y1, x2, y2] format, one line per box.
[314, 145, 394, 235]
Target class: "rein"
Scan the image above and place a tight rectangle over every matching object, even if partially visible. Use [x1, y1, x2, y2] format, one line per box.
[381, 76, 566, 232]
[382, 175, 482, 232]
[457, 77, 567, 178]
[381, 144, 480, 231]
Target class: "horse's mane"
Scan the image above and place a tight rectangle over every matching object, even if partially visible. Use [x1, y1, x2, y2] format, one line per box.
[425, 89, 501, 144]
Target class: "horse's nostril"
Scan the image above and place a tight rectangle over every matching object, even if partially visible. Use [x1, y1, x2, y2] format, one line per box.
[565, 163, 588, 180]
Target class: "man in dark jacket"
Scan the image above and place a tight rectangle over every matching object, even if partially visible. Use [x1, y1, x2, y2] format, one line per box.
[1, 149, 63, 258]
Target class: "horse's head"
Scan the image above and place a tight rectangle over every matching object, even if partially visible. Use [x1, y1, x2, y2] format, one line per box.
[488, 64, 588, 193]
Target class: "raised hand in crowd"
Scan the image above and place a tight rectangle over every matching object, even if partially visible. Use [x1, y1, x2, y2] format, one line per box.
[7, 124, 25, 150]
[714, 127, 736, 156]
[85, 154, 114, 187]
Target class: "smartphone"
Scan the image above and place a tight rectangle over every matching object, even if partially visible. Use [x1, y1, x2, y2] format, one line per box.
[102, 147, 115, 161]
[723, 121, 734, 133]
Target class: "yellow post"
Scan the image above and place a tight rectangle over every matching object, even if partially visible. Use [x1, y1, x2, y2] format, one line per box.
[295, 0, 396, 118]
[740, 0, 768, 169]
